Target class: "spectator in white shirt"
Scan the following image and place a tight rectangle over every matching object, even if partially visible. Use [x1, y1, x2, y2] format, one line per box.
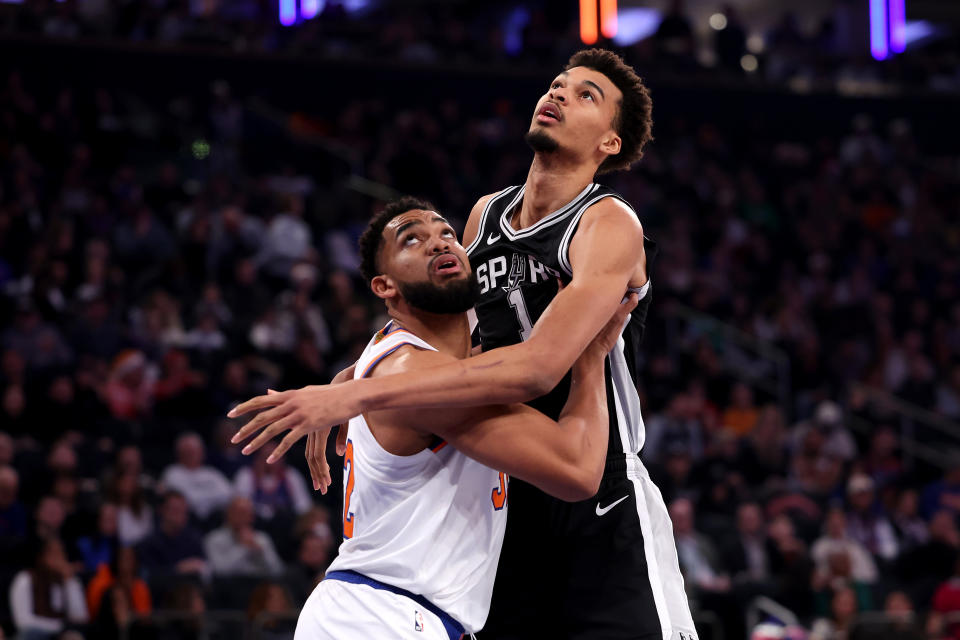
[9, 538, 89, 638]
[160, 432, 232, 521]
[204, 496, 284, 578]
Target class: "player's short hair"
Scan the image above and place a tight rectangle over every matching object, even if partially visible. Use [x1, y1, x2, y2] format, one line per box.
[566, 48, 653, 174]
[359, 196, 438, 283]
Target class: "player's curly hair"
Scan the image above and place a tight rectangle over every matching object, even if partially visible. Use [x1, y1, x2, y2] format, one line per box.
[566, 48, 653, 175]
[359, 196, 438, 283]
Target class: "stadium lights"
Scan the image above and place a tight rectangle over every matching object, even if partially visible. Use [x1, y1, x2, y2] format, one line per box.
[580, 0, 618, 45]
[870, 0, 907, 60]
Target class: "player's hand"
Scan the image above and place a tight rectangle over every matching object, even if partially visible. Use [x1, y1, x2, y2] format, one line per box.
[584, 292, 638, 359]
[304, 364, 355, 493]
[230, 366, 358, 465]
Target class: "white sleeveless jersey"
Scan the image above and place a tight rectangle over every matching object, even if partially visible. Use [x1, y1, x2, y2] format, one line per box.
[325, 322, 508, 633]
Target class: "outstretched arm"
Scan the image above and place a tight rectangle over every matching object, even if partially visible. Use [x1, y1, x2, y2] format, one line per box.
[231, 197, 644, 461]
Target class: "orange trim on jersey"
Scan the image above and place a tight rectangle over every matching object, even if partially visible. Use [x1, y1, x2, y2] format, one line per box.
[431, 440, 448, 453]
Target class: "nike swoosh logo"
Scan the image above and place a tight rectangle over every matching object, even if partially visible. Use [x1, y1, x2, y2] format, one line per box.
[486, 232, 501, 245]
[595, 495, 629, 517]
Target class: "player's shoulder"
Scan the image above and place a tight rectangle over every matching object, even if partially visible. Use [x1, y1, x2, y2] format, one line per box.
[367, 343, 456, 380]
[580, 192, 643, 235]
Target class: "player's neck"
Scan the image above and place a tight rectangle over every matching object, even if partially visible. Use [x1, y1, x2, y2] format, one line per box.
[517, 154, 596, 229]
[389, 311, 471, 360]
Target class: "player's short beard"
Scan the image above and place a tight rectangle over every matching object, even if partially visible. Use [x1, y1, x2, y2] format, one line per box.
[525, 129, 559, 153]
[398, 272, 480, 314]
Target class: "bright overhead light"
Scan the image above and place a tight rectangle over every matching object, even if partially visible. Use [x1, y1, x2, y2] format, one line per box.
[740, 54, 759, 72]
[747, 34, 765, 53]
[709, 13, 727, 31]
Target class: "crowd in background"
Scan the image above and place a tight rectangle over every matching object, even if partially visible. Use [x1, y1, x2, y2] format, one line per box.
[2, 13, 960, 639]
[3, 0, 960, 92]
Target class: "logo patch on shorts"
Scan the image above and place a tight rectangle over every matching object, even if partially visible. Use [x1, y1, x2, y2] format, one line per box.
[414, 610, 424, 632]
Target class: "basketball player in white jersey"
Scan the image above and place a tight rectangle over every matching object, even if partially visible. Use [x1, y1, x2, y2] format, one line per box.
[232, 49, 697, 639]
[282, 197, 637, 639]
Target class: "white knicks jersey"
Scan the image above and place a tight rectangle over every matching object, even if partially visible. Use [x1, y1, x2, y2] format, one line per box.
[325, 321, 508, 633]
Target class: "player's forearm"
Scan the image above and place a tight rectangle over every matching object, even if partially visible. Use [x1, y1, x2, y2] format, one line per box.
[357, 340, 560, 413]
[556, 349, 609, 479]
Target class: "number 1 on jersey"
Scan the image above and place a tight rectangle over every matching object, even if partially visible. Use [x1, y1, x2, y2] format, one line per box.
[507, 288, 533, 342]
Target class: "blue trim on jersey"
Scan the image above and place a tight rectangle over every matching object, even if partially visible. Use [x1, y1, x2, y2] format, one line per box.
[325, 570, 465, 639]
[360, 343, 415, 379]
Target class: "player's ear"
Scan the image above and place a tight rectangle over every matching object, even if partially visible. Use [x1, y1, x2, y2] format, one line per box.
[370, 274, 396, 301]
[599, 131, 621, 158]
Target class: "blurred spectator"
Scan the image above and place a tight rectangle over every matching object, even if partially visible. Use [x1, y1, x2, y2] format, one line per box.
[246, 582, 296, 640]
[849, 590, 924, 640]
[85, 546, 151, 619]
[643, 393, 705, 464]
[715, 4, 747, 73]
[922, 464, 960, 520]
[286, 533, 333, 602]
[160, 433, 232, 521]
[809, 586, 859, 640]
[671, 497, 729, 592]
[723, 501, 772, 586]
[256, 195, 313, 282]
[722, 382, 759, 437]
[654, 0, 695, 66]
[791, 402, 857, 463]
[0, 466, 26, 540]
[234, 442, 312, 521]
[161, 582, 206, 640]
[811, 507, 878, 586]
[845, 474, 899, 563]
[930, 555, 960, 640]
[74, 502, 119, 575]
[108, 471, 153, 547]
[207, 418, 249, 478]
[90, 583, 155, 640]
[891, 489, 928, 551]
[204, 496, 283, 578]
[102, 350, 157, 421]
[32, 496, 66, 542]
[136, 492, 208, 582]
[9, 538, 89, 638]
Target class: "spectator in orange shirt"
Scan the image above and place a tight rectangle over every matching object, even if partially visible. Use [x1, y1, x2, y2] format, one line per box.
[86, 546, 151, 618]
[722, 382, 760, 436]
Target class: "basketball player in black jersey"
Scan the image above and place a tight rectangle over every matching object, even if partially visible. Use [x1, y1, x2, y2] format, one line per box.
[231, 49, 697, 639]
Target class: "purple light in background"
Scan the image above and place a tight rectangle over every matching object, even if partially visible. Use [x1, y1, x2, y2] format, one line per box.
[889, 0, 906, 52]
[301, 0, 324, 20]
[869, 0, 888, 60]
[279, 0, 297, 26]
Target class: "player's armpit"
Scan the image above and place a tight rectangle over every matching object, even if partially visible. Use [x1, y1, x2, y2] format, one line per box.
[460, 193, 494, 249]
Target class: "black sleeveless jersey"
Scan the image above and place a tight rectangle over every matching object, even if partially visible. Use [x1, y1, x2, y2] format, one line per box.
[466, 183, 657, 458]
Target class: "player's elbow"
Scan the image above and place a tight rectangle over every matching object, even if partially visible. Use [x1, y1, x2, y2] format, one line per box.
[553, 459, 603, 502]
[557, 469, 602, 502]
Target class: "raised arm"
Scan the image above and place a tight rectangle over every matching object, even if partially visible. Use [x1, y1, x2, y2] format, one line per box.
[231, 197, 645, 461]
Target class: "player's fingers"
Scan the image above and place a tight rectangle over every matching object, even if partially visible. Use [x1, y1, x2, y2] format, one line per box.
[305, 433, 321, 491]
[231, 403, 293, 444]
[228, 390, 291, 419]
[241, 411, 300, 455]
[318, 458, 331, 495]
[268, 428, 306, 464]
[335, 422, 349, 456]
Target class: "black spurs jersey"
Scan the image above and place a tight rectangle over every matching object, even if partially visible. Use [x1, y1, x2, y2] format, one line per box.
[465, 182, 657, 459]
